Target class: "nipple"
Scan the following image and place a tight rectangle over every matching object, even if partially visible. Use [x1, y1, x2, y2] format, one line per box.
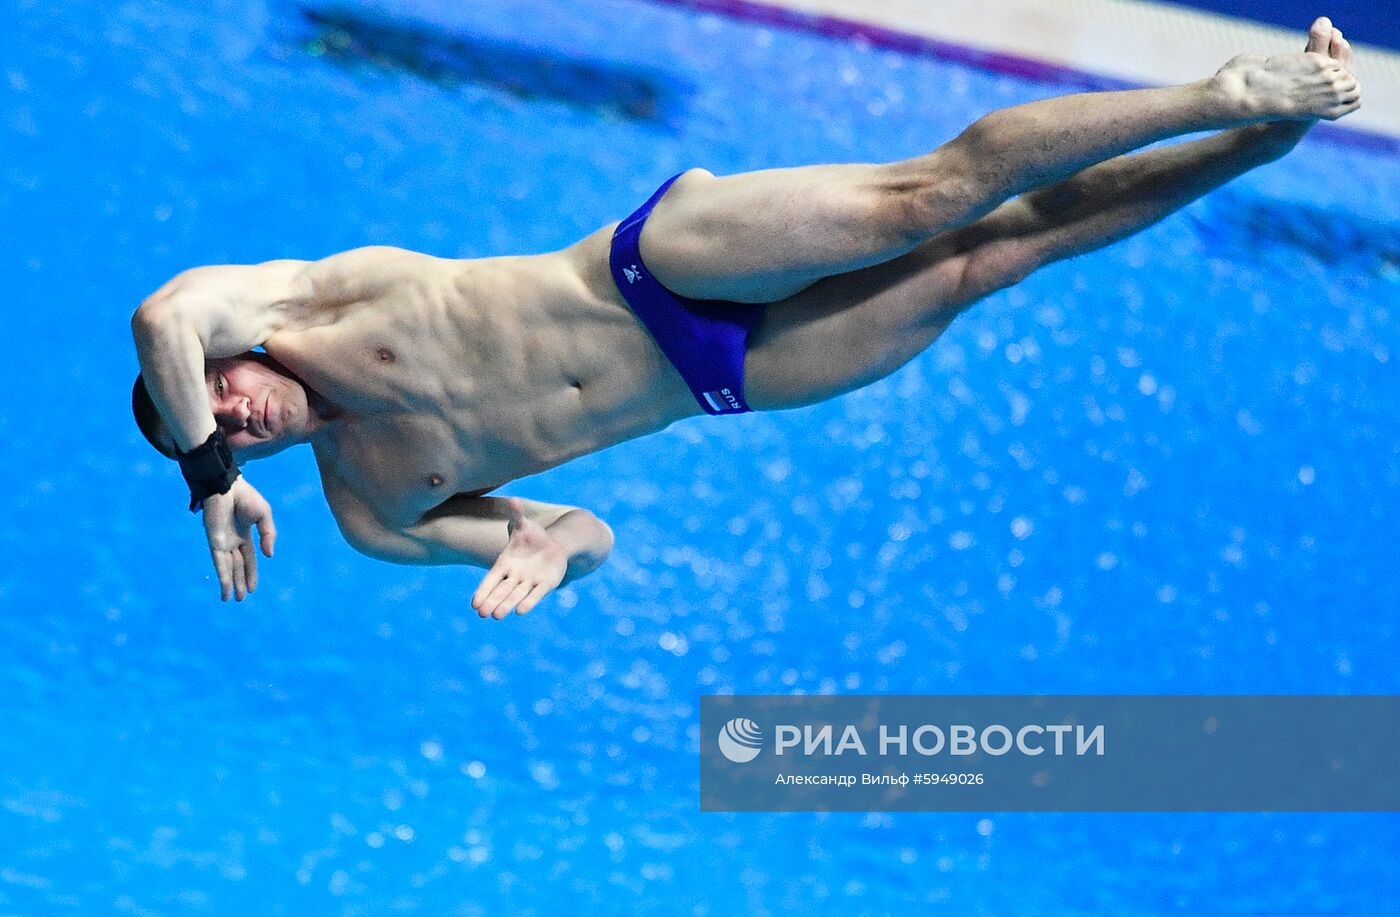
[429, 473, 445, 487]
[376, 347, 395, 363]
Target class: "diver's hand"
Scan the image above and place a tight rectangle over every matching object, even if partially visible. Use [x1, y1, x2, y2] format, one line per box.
[472, 498, 567, 619]
[201, 477, 277, 601]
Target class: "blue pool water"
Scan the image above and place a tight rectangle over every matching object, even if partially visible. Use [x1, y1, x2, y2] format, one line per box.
[3, 0, 1399, 912]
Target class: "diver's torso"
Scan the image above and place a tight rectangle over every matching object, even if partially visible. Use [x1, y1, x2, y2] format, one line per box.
[263, 234, 696, 526]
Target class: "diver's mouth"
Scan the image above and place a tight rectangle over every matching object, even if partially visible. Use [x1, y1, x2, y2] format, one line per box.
[252, 396, 269, 439]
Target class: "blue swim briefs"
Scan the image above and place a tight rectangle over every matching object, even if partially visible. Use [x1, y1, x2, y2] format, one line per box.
[609, 172, 763, 415]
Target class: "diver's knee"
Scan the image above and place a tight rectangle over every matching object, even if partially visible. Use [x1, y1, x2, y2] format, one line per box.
[877, 157, 988, 245]
[955, 238, 1042, 304]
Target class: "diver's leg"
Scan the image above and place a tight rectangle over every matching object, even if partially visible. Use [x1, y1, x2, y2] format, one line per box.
[643, 18, 1356, 305]
[949, 22, 1354, 305]
[741, 124, 1305, 410]
[743, 21, 1358, 410]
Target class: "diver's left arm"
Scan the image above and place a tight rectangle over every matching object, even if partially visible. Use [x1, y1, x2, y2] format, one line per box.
[327, 483, 614, 618]
[470, 499, 615, 616]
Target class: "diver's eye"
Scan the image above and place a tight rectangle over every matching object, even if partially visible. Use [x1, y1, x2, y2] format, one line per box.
[215, 374, 226, 397]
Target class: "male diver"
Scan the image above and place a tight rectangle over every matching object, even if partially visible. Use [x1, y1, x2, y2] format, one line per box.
[132, 19, 1360, 617]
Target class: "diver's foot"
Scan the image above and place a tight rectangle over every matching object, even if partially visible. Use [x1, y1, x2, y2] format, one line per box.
[1305, 14, 1355, 68]
[1305, 15, 1333, 55]
[1213, 21, 1360, 122]
[1255, 16, 1358, 146]
[1325, 23, 1354, 70]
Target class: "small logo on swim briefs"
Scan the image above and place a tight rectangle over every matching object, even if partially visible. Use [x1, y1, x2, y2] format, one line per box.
[718, 717, 763, 764]
[703, 388, 741, 412]
[623, 265, 642, 284]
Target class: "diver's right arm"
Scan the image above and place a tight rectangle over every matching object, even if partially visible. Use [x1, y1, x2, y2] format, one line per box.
[130, 261, 311, 600]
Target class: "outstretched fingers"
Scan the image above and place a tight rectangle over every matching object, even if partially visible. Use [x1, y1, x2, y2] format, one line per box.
[257, 513, 278, 558]
[473, 569, 504, 616]
[473, 567, 551, 619]
[241, 542, 259, 594]
[231, 547, 247, 600]
[515, 584, 550, 616]
[200, 482, 279, 603]
[472, 504, 569, 619]
[474, 567, 525, 618]
[212, 549, 234, 602]
[495, 581, 535, 619]
[212, 546, 248, 602]
[229, 509, 266, 601]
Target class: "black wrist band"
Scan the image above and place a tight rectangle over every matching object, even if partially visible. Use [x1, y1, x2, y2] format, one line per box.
[177, 429, 241, 512]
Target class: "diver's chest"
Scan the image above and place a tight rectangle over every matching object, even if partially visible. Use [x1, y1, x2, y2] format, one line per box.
[274, 312, 476, 415]
[325, 415, 485, 523]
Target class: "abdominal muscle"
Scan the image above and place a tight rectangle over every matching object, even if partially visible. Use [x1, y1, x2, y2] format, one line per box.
[526, 226, 704, 453]
[476, 328, 697, 479]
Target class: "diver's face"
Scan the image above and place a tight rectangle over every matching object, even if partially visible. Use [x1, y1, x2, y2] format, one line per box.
[206, 354, 313, 460]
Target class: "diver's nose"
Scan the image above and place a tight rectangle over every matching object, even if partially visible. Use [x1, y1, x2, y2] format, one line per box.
[215, 397, 251, 430]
